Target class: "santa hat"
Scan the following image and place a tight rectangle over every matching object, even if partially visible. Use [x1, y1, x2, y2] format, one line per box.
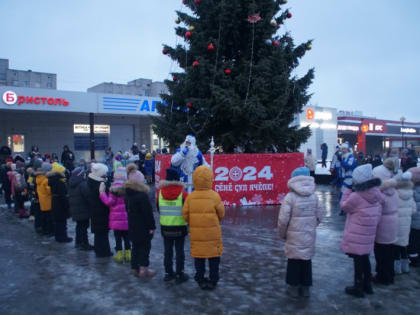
[88, 163, 108, 182]
[352, 164, 373, 184]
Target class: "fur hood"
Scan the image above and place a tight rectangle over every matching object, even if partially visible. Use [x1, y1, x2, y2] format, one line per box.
[287, 176, 315, 197]
[380, 178, 397, 196]
[110, 185, 125, 196]
[158, 180, 185, 189]
[123, 180, 150, 193]
[409, 167, 420, 185]
[353, 178, 381, 192]
[396, 180, 414, 190]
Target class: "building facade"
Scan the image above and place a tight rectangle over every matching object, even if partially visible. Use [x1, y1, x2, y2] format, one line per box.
[1, 86, 161, 161]
[87, 78, 168, 97]
[0, 59, 57, 89]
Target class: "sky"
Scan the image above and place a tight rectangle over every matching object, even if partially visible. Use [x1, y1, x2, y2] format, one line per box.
[1, 0, 419, 121]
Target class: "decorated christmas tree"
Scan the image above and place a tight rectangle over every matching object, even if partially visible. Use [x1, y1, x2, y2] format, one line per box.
[153, 0, 313, 153]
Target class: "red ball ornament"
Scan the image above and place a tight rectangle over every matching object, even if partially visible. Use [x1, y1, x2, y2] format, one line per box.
[187, 102, 193, 108]
[207, 43, 215, 51]
[273, 41, 279, 47]
[286, 12, 292, 19]
[224, 69, 232, 75]
[194, 0, 200, 3]
[193, 61, 199, 67]
[185, 31, 192, 39]
[173, 75, 177, 81]
[162, 48, 168, 55]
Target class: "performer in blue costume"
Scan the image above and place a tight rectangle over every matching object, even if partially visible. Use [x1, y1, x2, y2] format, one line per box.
[171, 135, 207, 193]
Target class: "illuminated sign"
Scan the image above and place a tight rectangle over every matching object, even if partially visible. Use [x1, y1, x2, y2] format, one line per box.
[2, 90, 69, 106]
[401, 127, 416, 134]
[300, 122, 336, 130]
[361, 122, 385, 133]
[73, 124, 110, 134]
[361, 124, 369, 133]
[306, 108, 315, 120]
[305, 108, 332, 121]
[337, 125, 360, 132]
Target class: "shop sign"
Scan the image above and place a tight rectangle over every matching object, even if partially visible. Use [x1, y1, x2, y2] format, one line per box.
[401, 127, 417, 134]
[2, 90, 70, 106]
[337, 125, 360, 132]
[73, 124, 110, 134]
[301, 121, 336, 130]
[361, 122, 385, 133]
[155, 153, 304, 206]
[306, 108, 332, 121]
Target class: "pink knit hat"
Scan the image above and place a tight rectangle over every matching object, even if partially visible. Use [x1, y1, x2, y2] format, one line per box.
[128, 170, 144, 184]
[113, 166, 127, 186]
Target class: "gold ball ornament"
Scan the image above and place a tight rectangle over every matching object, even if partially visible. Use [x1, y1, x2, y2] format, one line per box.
[307, 44, 312, 51]
[175, 18, 181, 24]
[189, 25, 195, 31]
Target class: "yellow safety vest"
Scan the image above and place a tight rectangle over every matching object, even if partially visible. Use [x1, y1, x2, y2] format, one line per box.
[159, 191, 187, 226]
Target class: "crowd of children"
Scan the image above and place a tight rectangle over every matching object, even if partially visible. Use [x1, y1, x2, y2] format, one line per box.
[1, 148, 420, 297]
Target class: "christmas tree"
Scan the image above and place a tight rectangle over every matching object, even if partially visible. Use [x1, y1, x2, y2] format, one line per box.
[152, 0, 313, 153]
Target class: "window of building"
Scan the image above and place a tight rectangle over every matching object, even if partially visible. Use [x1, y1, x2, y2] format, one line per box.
[8, 135, 25, 153]
[12, 80, 19, 86]
[46, 82, 52, 88]
[24, 80, 30, 87]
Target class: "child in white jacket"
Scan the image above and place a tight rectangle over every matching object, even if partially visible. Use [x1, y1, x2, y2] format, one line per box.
[278, 167, 323, 298]
[394, 172, 417, 274]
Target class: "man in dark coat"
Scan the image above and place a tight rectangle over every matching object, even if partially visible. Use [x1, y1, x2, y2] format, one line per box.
[321, 143, 328, 168]
[61, 145, 75, 172]
[47, 163, 72, 243]
[82, 163, 112, 257]
[69, 167, 93, 250]
[0, 159, 13, 209]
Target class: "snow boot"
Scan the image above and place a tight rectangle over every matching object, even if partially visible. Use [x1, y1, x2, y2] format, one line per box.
[394, 260, 402, 275]
[286, 285, 300, 298]
[345, 280, 365, 298]
[79, 243, 94, 251]
[114, 250, 124, 263]
[363, 279, 374, 295]
[401, 259, 410, 273]
[175, 272, 189, 285]
[409, 256, 420, 267]
[124, 250, 131, 262]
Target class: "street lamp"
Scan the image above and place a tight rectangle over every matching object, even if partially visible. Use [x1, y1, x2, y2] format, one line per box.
[400, 116, 406, 149]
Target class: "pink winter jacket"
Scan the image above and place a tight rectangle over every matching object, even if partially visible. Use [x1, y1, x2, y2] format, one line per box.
[375, 179, 399, 244]
[100, 186, 128, 231]
[341, 179, 384, 255]
[278, 176, 323, 260]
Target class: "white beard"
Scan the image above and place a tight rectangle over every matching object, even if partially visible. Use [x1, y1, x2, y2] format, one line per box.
[180, 144, 199, 175]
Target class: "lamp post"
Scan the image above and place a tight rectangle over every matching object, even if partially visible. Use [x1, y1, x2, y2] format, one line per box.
[400, 116, 406, 149]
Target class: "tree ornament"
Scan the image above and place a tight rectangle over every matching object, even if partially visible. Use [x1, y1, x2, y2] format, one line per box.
[306, 44, 312, 51]
[247, 13, 261, 24]
[286, 12, 292, 19]
[162, 48, 168, 55]
[175, 18, 181, 24]
[207, 43, 215, 51]
[182, 0, 187, 4]
[189, 25, 195, 31]
[270, 19, 277, 27]
[265, 39, 273, 45]
[273, 41, 279, 47]
[187, 102, 193, 108]
[224, 69, 232, 75]
[173, 75, 177, 81]
[193, 61, 199, 67]
[185, 31, 192, 39]
[194, 0, 200, 3]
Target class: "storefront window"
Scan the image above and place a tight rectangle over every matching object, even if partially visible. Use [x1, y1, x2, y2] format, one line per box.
[8, 135, 25, 153]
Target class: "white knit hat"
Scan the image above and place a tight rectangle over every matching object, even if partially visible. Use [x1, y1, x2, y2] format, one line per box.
[88, 163, 108, 182]
[353, 164, 373, 184]
[372, 165, 392, 181]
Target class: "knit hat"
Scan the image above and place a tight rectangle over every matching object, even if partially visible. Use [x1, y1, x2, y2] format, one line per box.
[88, 163, 108, 182]
[352, 164, 373, 184]
[113, 166, 127, 186]
[398, 171, 412, 182]
[128, 169, 144, 184]
[52, 162, 66, 174]
[340, 143, 350, 150]
[145, 152, 152, 160]
[291, 167, 310, 178]
[166, 167, 180, 181]
[33, 159, 43, 170]
[372, 165, 392, 182]
[16, 160, 25, 170]
[383, 158, 394, 171]
[41, 162, 52, 173]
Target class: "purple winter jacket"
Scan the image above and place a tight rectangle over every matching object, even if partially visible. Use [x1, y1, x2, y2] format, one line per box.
[100, 185, 128, 231]
[375, 179, 399, 244]
[341, 178, 384, 255]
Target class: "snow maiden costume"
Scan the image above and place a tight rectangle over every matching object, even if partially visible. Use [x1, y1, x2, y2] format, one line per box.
[171, 135, 207, 194]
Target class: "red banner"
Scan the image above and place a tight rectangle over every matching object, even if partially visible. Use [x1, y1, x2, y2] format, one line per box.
[154, 153, 304, 206]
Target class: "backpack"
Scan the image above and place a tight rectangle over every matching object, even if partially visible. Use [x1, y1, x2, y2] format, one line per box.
[14, 172, 27, 193]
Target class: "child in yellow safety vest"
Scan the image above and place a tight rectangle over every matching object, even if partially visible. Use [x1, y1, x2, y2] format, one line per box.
[157, 167, 189, 284]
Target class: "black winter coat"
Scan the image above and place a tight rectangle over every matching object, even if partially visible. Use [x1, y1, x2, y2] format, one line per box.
[68, 174, 90, 221]
[123, 180, 155, 243]
[47, 172, 70, 221]
[82, 177, 109, 233]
